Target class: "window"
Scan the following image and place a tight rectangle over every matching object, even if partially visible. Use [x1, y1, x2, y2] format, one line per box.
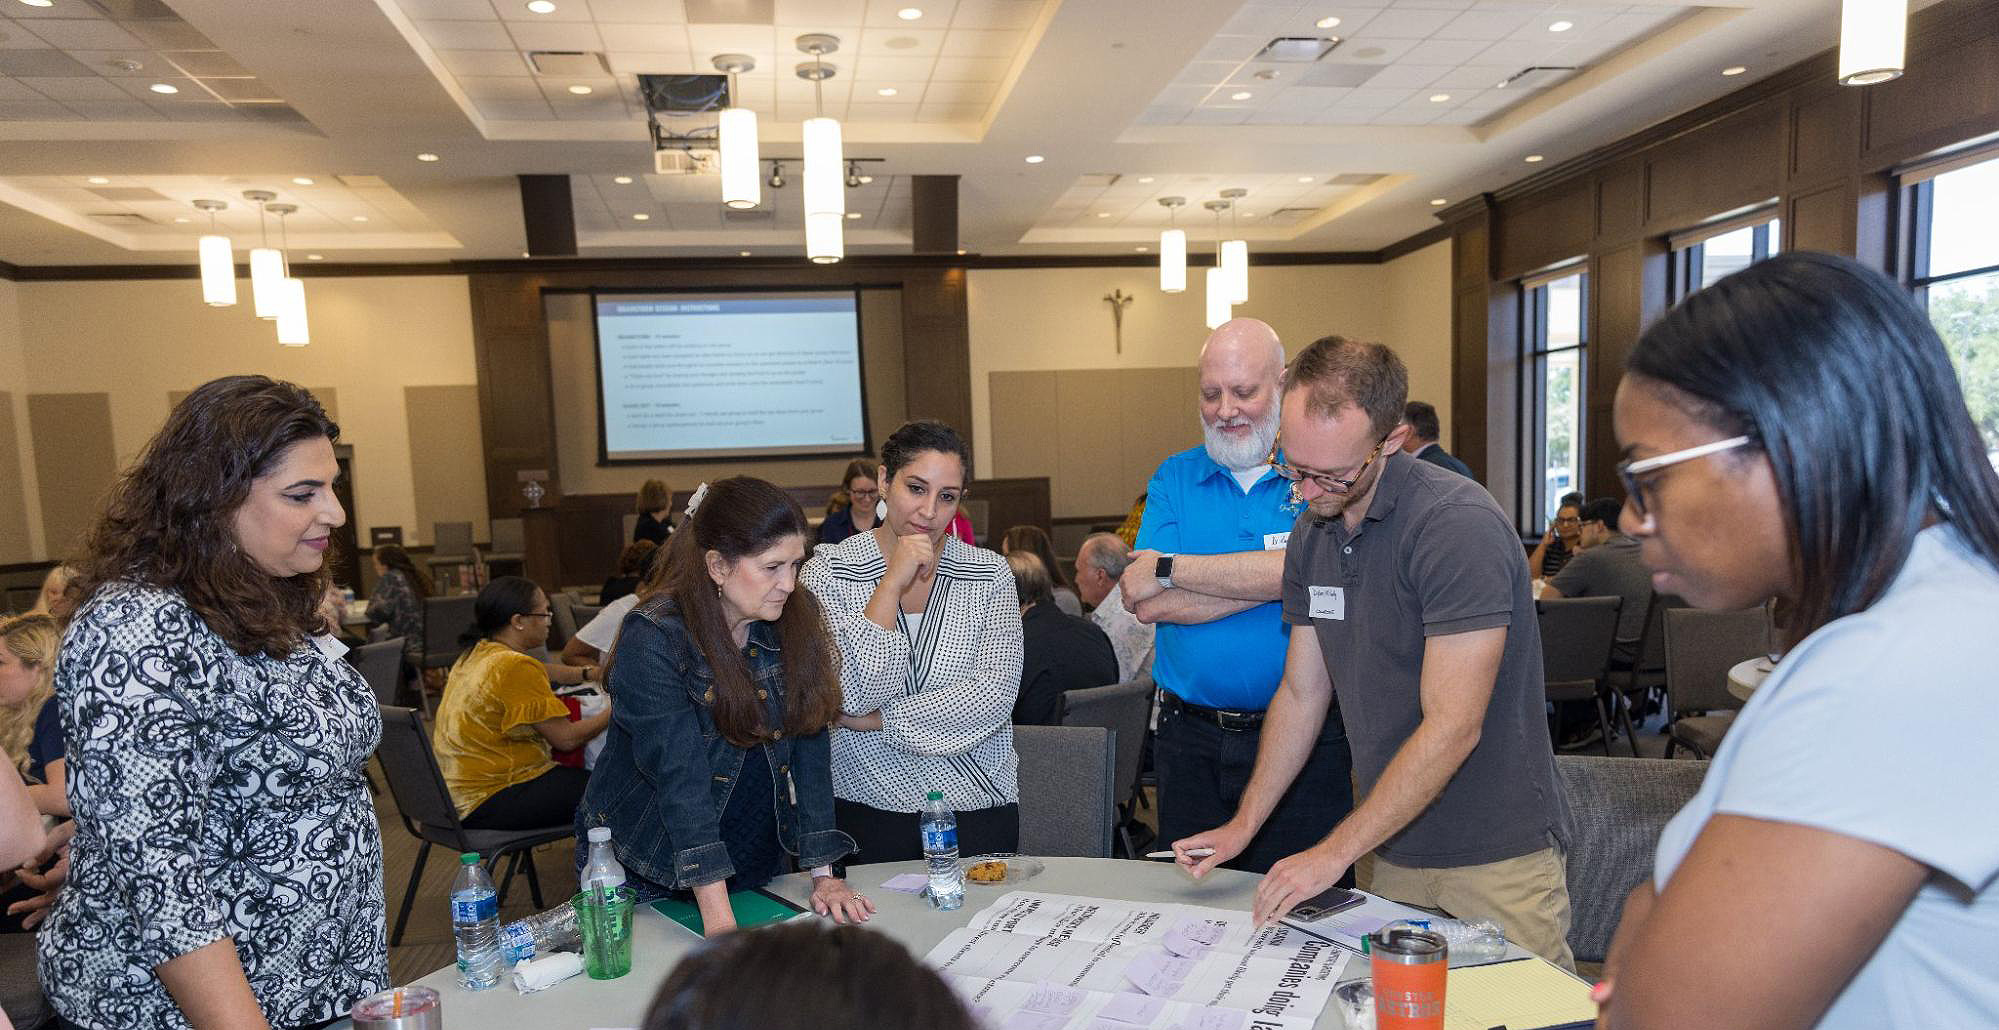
[1522, 269, 1587, 528]
[1670, 215, 1781, 301]
[1910, 153, 1999, 464]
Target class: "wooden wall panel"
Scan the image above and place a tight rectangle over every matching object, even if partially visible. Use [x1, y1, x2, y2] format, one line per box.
[26, 392, 115, 559]
[1597, 162, 1646, 243]
[1644, 106, 1787, 229]
[0, 394, 33, 564]
[988, 371, 1061, 480]
[1863, 33, 1999, 164]
[1116, 366, 1201, 508]
[1790, 89, 1859, 186]
[1788, 182, 1859, 254]
[899, 267, 974, 432]
[1496, 181, 1595, 279]
[1588, 243, 1648, 499]
[988, 366, 1200, 520]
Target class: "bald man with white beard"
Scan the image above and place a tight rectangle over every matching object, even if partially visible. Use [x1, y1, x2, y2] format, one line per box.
[1118, 318, 1355, 877]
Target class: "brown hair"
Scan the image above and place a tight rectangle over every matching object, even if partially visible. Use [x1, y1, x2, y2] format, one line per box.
[1005, 551, 1054, 609]
[665, 477, 839, 748]
[1000, 524, 1071, 590]
[0, 614, 59, 775]
[638, 478, 672, 513]
[374, 544, 432, 600]
[1281, 335, 1409, 439]
[644, 922, 977, 1030]
[827, 458, 878, 515]
[617, 539, 660, 576]
[70, 375, 340, 658]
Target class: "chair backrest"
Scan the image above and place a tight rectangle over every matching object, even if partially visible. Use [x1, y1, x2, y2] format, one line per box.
[1537, 596, 1623, 685]
[373, 704, 467, 842]
[1554, 755, 1709, 963]
[433, 520, 475, 558]
[622, 512, 640, 543]
[550, 591, 579, 649]
[352, 637, 407, 706]
[1059, 677, 1152, 807]
[1630, 592, 1688, 675]
[1663, 607, 1769, 714]
[422, 595, 479, 664]
[571, 603, 603, 632]
[490, 517, 525, 554]
[1013, 725, 1115, 858]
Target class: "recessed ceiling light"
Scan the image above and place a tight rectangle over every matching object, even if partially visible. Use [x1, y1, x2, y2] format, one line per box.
[1135, 246, 1148, 252]
[1024, 155, 1044, 163]
[857, 174, 874, 184]
[568, 84, 593, 95]
[1548, 20, 1573, 32]
[1296, 176, 1314, 183]
[632, 212, 649, 220]
[352, 215, 369, 221]
[416, 152, 440, 161]
[148, 82, 178, 94]
[525, 0, 556, 12]
[1722, 65, 1747, 76]
[522, 251, 531, 257]
[307, 253, 324, 260]
[955, 248, 967, 255]
[18, 0, 54, 6]
[1096, 212, 1111, 218]
[897, 7, 922, 19]
[86, 176, 109, 184]
[1524, 154, 1545, 163]
[1315, 16, 1341, 29]
[292, 176, 314, 185]
[740, 250, 752, 256]
[613, 175, 634, 184]
[1429, 93, 1450, 102]
[1429, 197, 1448, 206]
[1137, 176, 1155, 183]
[845, 211, 862, 219]
[173, 217, 190, 223]
[1230, 90, 1253, 100]
[877, 86, 898, 96]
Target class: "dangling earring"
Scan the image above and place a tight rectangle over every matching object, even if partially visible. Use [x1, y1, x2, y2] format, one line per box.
[875, 498, 888, 520]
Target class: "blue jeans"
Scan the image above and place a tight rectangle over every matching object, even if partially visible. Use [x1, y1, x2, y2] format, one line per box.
[1154, 694, 1356, 881]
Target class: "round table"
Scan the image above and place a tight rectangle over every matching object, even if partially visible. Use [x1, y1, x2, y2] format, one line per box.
[377, 858, 1528, 1029]
[1727, 656, 1774, 701]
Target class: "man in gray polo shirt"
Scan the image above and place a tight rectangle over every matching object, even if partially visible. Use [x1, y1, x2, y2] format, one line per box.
[1174, 335, 1574, 969]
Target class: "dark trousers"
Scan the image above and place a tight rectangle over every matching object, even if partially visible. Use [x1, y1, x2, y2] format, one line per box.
[463, 765, 590, 830]
[1154, 693, 1356, 881]
[835, 798, 1020, 865]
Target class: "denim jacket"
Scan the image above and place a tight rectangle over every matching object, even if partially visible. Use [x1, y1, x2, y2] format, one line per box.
[576, 596, 854, 889]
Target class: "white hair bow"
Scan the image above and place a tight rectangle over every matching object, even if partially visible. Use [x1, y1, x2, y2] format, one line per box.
[684, 482, 709, 519]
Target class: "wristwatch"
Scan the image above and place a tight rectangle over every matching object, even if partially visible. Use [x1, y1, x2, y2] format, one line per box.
[1155, 554, 1176, 590]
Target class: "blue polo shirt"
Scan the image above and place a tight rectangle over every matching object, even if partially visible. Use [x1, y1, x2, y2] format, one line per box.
[1136, 444, 1301, 711]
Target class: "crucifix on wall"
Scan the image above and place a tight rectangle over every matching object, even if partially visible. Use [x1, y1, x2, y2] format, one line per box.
[1103, 288, 1134, 354]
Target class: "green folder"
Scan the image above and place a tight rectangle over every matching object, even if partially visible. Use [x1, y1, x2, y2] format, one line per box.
[651, 888, 806, 936]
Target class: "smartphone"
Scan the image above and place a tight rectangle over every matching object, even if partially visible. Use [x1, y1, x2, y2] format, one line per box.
[1287, 886, 1366, 922]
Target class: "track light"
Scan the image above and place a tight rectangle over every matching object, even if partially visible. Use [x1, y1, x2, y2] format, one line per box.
[768, 161, 785, 189]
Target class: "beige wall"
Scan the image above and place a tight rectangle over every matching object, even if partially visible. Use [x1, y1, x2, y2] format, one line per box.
[966, 242, 1453, 514]
[3, 275, 484, 562]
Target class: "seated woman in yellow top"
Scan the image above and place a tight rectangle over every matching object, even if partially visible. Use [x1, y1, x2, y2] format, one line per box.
[434, 576, 611, 829]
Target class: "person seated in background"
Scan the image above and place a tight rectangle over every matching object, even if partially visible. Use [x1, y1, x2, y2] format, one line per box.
[999, 524, 1082, 616]
[366, 543, 431, 675]
[433, 576, 610, 830]
[1008, 552, 1119, 726]
[1543, 497, 1652, 668]
[1400, 400, 1475, 479]
[1593, 254, 1999, 1028]
[1529, 493, 1585, 579]
[0, 614, 65, 821]
[600, 539, 659, 606]
[1115, 492, 1147, 550]
[576, 477, 869, 933]
[27, 564, 73, 622]
[635, 478, 675, 546]
[1073, 532, 1154, 682]
[819, 458, 882, 546]
[642, 922, 976, 1030]
[564, 544, 668, 669]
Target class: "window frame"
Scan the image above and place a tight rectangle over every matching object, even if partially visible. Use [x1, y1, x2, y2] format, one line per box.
[1668, 209, 1781, 302]
[1519, 265, 1589, 533]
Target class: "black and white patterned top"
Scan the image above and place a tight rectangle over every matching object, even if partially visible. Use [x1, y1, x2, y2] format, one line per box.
[801, 532, 1023, 813]
[38, 582, 387, 1030]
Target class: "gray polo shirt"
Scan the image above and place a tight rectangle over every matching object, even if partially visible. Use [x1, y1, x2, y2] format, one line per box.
[1549, 534, 1652, 665]
[1282, 451, 1570, 868]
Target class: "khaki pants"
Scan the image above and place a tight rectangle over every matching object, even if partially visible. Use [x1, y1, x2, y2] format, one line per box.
[1367, 846, 1577, 972]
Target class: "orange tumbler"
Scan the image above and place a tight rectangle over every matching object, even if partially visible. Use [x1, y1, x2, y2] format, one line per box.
[1369, 924, 1448, 1030]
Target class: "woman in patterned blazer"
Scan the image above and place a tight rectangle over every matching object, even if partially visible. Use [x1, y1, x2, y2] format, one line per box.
[800, 420, 1025, 864]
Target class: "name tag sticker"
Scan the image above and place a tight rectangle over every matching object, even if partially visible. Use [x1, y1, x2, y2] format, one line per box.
[1308, 585, 1345, 621]
[1263, 531, 1291, 551]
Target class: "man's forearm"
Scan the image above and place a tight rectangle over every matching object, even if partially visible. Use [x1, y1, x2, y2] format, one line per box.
[1167, 550, 1285, 602]
[1320, 718, 1480, 865]
[1226, 678, 1330, 833]
[1134, 590, 1260, 625]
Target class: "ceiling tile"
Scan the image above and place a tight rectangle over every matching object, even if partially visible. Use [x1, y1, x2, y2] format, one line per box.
[495, 0, 597, 21]
[0, 77, 39, 100]
[505, 21, 604, 50]
[1180, 106, 1250, 125]
[842, 99, 918, 120]
[604, 50, 694, 73]
[438, 48, 534, 75]
[458, 74, 548, 99]
[112, 73, 191, 99]
[857, 26, 943, 55]
[1193, 35, 1264, 62]
[1473, 38, 1559, 67]
[0, 99, 72, 119]
[1219, 6, 1295, 37]
[201, 77, 283, 102]
[772, 0, 869, 27]
[474, 97, 554, 118]
[1333, 37, 1420, 62]
[850, 53, 933, 78]
[418, 19, 517, 49]
[946, 0, 1035, 30]
[1173, 60, 1237, 86]
[589, 0, 689, 21]
[1434, 8, 1537, 40]
[1340, 86, 1414, 107]
[19, 75, 129, 100]
[684, 24, 777, 53]
[1350, 8, 1457, 37]
[917, 78, 991, 104]
[154, 101, 241, 122]
[862, 0, 951, 27]
[64, 49, 160, 72]
[1264, 85, 1351, 112]
[598, 23, 690, 50]
[1402, 37, 1493, 64]
[21, 19, 147, 50]
[928, 54, 1005, 79]
[64, 99, 162, 120]
[0, 22, 53, 50]
[158, 50, 251, 76]
[1427, 63, 1512, 88]
[394, 0, 502, 19]
[118, 20, 215, 48]
[0, 50, 98, 76]
[1360, 62, 1448, 88]
[938, 28, 1020, 57]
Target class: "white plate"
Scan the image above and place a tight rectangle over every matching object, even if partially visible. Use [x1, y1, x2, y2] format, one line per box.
[962, 853, 1045, 886]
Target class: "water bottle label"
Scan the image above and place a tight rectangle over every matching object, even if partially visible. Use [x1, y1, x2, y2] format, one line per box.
[452, 889, 497, 924]
[498, 922, 535, 962]
[922, 826, 957, 852]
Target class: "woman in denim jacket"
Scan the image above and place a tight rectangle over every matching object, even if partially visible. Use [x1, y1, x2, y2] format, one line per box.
[577, 477, 873, 935]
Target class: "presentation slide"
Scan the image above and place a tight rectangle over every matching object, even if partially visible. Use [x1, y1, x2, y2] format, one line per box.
[593, 291, 867, 462]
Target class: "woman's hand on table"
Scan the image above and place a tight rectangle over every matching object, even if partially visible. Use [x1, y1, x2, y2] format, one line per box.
[810, 875, 876, 924]
[838, 710, 883, 732]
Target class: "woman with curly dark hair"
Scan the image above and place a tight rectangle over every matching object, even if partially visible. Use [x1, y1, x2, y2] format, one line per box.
[38, 375, 386, 1030]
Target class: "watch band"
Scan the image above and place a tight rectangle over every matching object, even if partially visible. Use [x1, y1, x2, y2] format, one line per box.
[1156, 553, 1176, 590]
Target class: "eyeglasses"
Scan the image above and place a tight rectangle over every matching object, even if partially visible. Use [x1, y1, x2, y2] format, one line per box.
[1267, 435, 1389, 495]
[849, 488, 880, 499]
[1553, 515, 1582, 527]
[519, 611, 553, 621]
[1617, 435, 1755, 520]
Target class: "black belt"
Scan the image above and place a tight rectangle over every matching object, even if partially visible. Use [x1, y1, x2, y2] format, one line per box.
[1162, 693, 1266, 732]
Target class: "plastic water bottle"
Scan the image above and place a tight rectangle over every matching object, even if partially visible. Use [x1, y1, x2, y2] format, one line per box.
[582, 826, 626, 890]
[1408, 916, 1508, 963]
[920, 790, 964, 911]
[497, 903, 581, 964]
[451, 852, 503, 990]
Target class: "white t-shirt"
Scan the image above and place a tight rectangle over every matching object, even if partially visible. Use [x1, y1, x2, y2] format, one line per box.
[575, 592, 641, 653]
[1653, 526, 1999, 1028]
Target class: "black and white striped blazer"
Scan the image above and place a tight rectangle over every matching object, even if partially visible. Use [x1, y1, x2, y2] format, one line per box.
[801, 531, 1023, 813]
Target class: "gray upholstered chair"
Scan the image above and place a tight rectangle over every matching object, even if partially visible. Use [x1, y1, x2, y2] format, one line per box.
[1554, 754, 1709, 963]
[373, 705, 573, 946]
[352, 636, 407, 707]
[1662, 607, 1769, 758]
[549, 591, 579, 650]
[1538, 596, 1623, 755]
[420, 595, 478, 672]
[485, 517, 527, 577]
[1013, 724, 1115, 858]
[1058, 677, 1153, 857]
[425, 520, 477, 591]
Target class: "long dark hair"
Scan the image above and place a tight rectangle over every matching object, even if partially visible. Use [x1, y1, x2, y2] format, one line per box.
[375, 544, 432, 599]
[643, 922, 977, 1030]
[1000, 524, 1071, 590]
[881, 419, 971, 481]
[664, 477, 838, 748]
[70, 375, 340, 658]
[1628, 251, 1999, 646]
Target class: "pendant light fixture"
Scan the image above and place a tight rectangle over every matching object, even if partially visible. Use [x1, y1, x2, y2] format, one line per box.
[796, 34, 844, 264]
[267, 203, 310, 347]
[191, 199, 236, 307]
[712, 54, 761, 210]
[1157, 196, 1187, 293]
[1203, 199, 1232, 330]
[242, 190, 285, 320]
[1837, 0, 1906, 85]
[1219, 187, 1249, 305]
